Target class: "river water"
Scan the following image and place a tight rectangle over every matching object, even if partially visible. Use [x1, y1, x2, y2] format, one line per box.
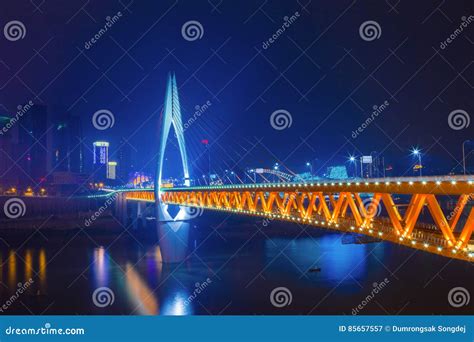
[0, 212, 472, 315]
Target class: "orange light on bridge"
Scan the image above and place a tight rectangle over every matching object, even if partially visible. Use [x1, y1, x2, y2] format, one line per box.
[123, 177, 474, 262]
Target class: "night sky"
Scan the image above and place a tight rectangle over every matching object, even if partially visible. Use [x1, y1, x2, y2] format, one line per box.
[0, 0, 473, 180]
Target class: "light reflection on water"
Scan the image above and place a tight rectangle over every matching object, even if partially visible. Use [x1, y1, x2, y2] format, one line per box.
[0, 233, 391, 315]
[38, 248, 47, 293]
[88, 245, 193, 316]
[0, 223, 469, 315]
[0, 249, 48, 296]
[24, 249, 33, 280]
[125, 263, 159, 315]
[92, 247, 110, 288]
[264, 234, 370, 283]
[8, 250, 16, 289]
[160, 291, 192, 316]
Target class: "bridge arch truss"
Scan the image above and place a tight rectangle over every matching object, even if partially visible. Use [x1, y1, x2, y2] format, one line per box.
[156, 179, 474, 261]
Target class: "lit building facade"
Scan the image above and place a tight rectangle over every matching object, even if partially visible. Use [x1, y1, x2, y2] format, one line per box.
[93, 141, 109, 180]
[107, 161, 117, 180]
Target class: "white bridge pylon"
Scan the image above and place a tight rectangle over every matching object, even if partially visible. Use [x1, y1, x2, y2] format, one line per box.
[155, 73, 193, 229]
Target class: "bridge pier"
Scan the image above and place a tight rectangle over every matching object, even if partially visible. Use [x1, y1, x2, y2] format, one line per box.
[114, 193, 191, 263]
[114, 192, 128, 226]
[157, 220, 190, 264]
[132, 201, 147, 230]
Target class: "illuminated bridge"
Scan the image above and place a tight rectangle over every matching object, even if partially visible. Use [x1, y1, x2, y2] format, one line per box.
[120, 176, 474, 262]
[111, 73, 473, 263]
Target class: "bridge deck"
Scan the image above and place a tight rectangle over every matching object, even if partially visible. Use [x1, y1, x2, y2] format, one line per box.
[160, 175, 474, 195]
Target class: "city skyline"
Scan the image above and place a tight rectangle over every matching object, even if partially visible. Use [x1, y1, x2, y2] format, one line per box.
[0, 0, 472, 184]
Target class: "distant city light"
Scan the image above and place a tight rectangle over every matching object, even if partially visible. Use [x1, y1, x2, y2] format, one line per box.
[93, 141, 110, 147]
[410, 147, 423, 176]
[107, 161, 117, 180]
[93, 141, 109, 166]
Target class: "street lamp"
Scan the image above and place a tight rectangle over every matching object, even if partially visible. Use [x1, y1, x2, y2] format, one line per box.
[348, 155, 357, 178]
[249, 169, 256, 183]
[273, 163, 279, 182]
[462, 140, 471, 175]
[306, 162, 313, 176]
[410, 147, 422, 176]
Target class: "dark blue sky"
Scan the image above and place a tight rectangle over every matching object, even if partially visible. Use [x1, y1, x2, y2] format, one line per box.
[0, 0, 473, 179]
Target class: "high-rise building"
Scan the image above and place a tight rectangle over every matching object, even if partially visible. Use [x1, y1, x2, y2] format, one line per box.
[107, 161, 117, 180]
[17, 105, 52, 185]
[0, 115, 18, 186]
[118, 138, 133, 184]
[53, 114, 84, 173]
[93, 141, 109, 166]
[359, 153, 385, 178]
[93, 141, 109, 180]
[370, 152, 385, 178]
